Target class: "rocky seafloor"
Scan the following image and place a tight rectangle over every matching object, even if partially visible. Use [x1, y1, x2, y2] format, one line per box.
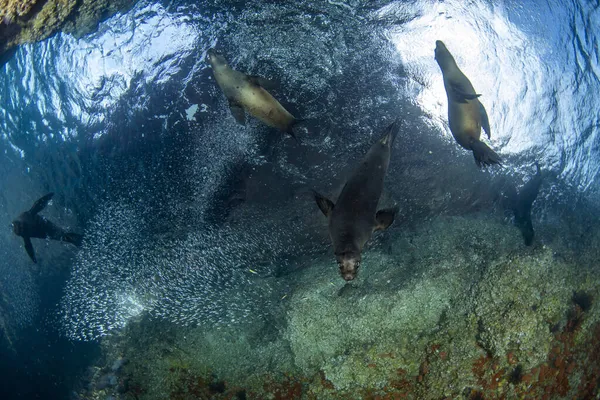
[77, 213, 600, 400]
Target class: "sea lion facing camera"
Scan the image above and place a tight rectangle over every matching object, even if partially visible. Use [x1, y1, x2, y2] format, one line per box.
[313, 120, 399, 281]
[435, 40, 501, 168]
[12, 193, 83, 263]
[206, 49, 302, 140]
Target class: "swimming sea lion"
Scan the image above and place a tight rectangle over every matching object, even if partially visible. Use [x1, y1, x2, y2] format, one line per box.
[505, 163, 543, 245]
[313, 120, 399, 281]
[206, 49, 301, 140]
[12, 193, 83, 263]
[434, 40, 502, 168]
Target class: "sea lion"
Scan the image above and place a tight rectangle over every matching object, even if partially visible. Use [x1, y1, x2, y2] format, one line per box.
[505, 163, 543, 245]
[434, 40, 502, 168]
[313, 120, 399, 281]
[206, 49, 301, 140]
[12, 193, 83, 263]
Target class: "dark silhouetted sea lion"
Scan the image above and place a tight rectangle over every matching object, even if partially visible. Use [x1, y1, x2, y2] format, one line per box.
[435, 40, 501, 168]
[313, 120, 399, 281]
[12, 193, 83, 263]
[206, 49, 302, 140]
[505, 163, 543, 246]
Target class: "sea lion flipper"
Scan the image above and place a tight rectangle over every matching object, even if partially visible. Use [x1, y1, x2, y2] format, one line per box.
[228, 100, 246, 125]
[450, 83, 481, 103]
[29, 193, 54, 215]
[287, 119, 306, 143]
[471, 139, 502, 168]
[63, 232, 84, 247]
[23, 237, 36, 263]
[479, 102, 491, 139]
[247, 75, 277, 90]
[374, 207, 398, 231]
[313, 190, 334, 217]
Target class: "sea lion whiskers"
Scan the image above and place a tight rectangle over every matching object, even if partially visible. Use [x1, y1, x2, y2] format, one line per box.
[335, 250, 362, 281]
[11, 220, 23, 236]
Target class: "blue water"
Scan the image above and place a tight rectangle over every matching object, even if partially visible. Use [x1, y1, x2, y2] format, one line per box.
[0, 0, 598, 398]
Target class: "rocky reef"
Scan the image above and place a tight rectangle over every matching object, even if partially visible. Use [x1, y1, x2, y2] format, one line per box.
[76, 214, 600, 400]
[0, 0, 136, 60]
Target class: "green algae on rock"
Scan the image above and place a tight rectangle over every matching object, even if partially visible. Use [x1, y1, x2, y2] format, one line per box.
[473, 250, 575, 370]
[0, 0, 136, 59]
[75, 215, 600, 399]
[61, 0, 136, 38]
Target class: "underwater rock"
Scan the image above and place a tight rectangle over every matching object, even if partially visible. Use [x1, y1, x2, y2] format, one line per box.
[283, 216, 519, 390]
[61, 0, 136, 38]
[286, 268, 457, 389]
[473, 249, 574, 370]
[78, 215, 600, 399]
[116, 378, 129, 394]
[0, 0, 38, 22]
[110, 356, 128, 372]
[0, 0, 136, 61]
[95, 373, 118, 390]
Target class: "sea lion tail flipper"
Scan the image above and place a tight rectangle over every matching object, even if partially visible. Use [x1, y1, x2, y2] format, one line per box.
[374, 207, 398, 231]
[63, 232, 83, 247]
[23, 237, 36, 263]
[471, 139, 502, 168]
[312, 190, 334, 217]
[29, 193, 54, 214]
[450, 83, 481, 103]
[247, 75, 277, 91]
[228, 100, 246, 125]
[479, 102, 491, 139]
[287, 119, 306, 143]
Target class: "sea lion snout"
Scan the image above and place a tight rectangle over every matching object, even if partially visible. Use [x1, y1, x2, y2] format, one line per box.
[434, 40, 448, 62]
[380, 119, 400, 146]
[336, 252, 361, 281]
[206, 49, 227, 67]
[12, 220, 22, 236]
